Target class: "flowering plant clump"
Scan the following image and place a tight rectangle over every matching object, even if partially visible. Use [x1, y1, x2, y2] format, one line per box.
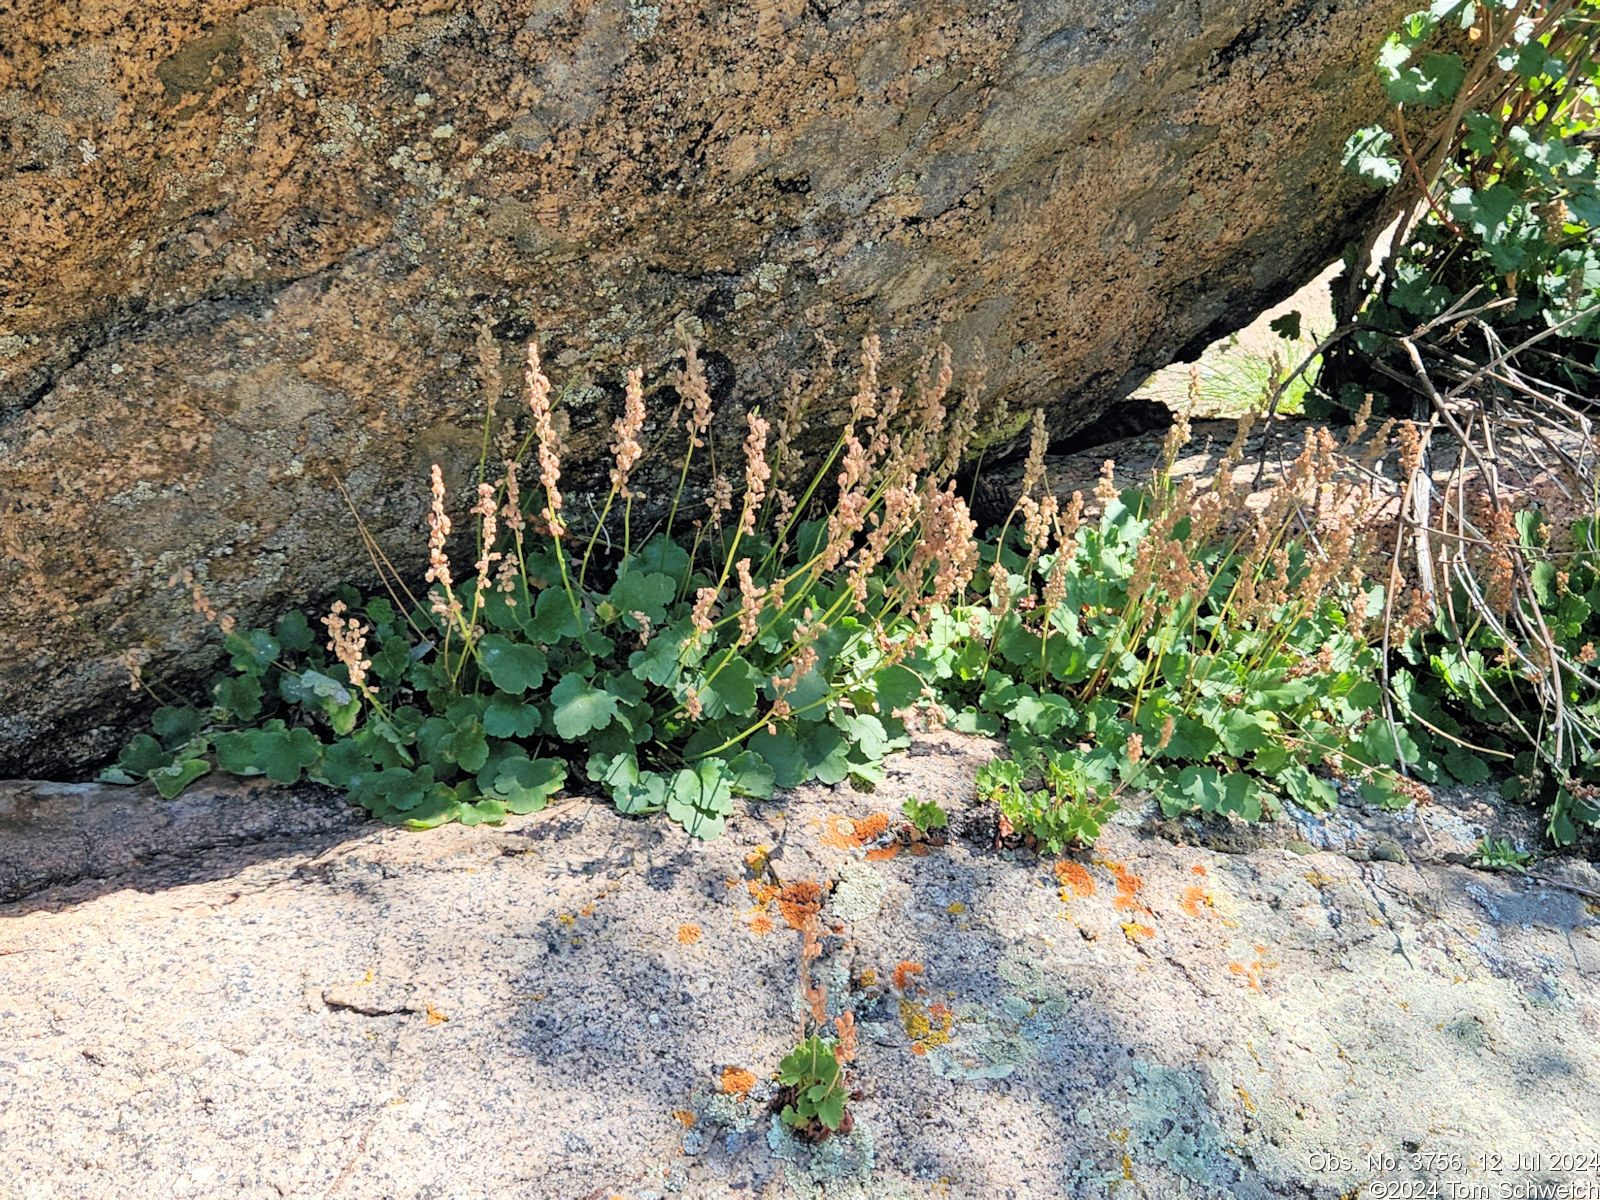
[106, 311, 1600, 849]
[950, 416, 1415, 850]
[109, 328, 991, 837]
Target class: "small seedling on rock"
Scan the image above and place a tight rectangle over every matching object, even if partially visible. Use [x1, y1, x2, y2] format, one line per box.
[901, 796, 948, 834]
[772, 1035, 855, 1142]
[1474, 837, 1531, 874]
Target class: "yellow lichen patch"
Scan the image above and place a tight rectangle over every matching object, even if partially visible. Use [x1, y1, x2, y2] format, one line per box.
[1120, 921, 1155, 942]
[677, 923, 702, 945]
[673, 1110, 697, 1128]
[899, 996, 954, 1051]
[821, 811, 892, 849]
[720, 1066, 757, 1097]
[857, 968, 877, 988]
[557, 913, 575, 926]
[744, 844, 771, 872]
[1053, 860, 1096, 898]
[946, 902, 966, 915]
[892, 960, 925, 992]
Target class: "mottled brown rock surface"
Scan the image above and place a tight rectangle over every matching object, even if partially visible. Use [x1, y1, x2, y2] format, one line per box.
[0, 0, 1408, 774]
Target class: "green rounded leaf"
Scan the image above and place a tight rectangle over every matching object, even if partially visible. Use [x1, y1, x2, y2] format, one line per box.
[477, 635, 547, 694]
[551, 672, 619, 739]
[483, 692, 540, 738]
[149, 757, 211, 799]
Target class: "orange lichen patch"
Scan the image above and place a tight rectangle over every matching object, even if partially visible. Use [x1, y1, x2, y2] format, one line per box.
[1120, 921, 1156, 942]
[748, 913, 774, 936]
[778, 880, 824, 930]
[673, 1110, 697, 1128]
[911, 1043, 927, 1056]
[1053, 860, 1096, 898]
[425, 1003, 449, 1026]
[865, 844, 900, 861]
[720, 1066, 757, 1097]
[821, 812, 892, 849]
[857, 968, 877, 988]
[580, 902, 596, 917]
[746, 880, 781, 904]
[893, 960, 925, 992]
[908, 842, 930, 856]
[744, 844, 771, 872]
[1228, 949, 1277, 994]
[1191, 864, 1208, 876]
[1108, 863, 1153, 916]
[677, 923, 703, 945]
[1181, 885, 1213, 918]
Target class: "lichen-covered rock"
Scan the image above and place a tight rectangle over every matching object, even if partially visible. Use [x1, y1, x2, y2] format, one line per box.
[3, 732, 1597, 1197]
[0, 0, 1408, 774]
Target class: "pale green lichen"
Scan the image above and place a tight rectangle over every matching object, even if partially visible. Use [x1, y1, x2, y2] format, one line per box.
[1072, 1058, 1253, 1195]
[827, 860, 888, 923]
[702, 1087, 763, 1134]
[767, 1115, 876, 1189]
[917, 957, 1071, 1081]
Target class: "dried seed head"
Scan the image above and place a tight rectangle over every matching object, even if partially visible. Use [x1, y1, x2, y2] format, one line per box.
[426, 463, 454, 591]
[1021, 407, 1049, 497]
[937, 368, 983, 482]
[735, 558, 764, 648]
[691, 586, 719, 639]
[323, 600, 375, 698]
[1160, 403, 1192, 472]
[1397, 420, 1424, 479]
[676, 326, 714, 450]
[471, 481, 503, 604]
[907, 342, 953, 474]
[118, 648, 149, 693]
[1157, 715, 1175, 753]
[1094, 459, 1118, 506]
[475, 323, 502, 421]
[1347, 393, 1373, 447]
[708, 474, 734, 527]
[741, 410, 771, 534]
[610, 366, 646, 498]
[850, 334, 882, 426]
[525, 343, 565, 537]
